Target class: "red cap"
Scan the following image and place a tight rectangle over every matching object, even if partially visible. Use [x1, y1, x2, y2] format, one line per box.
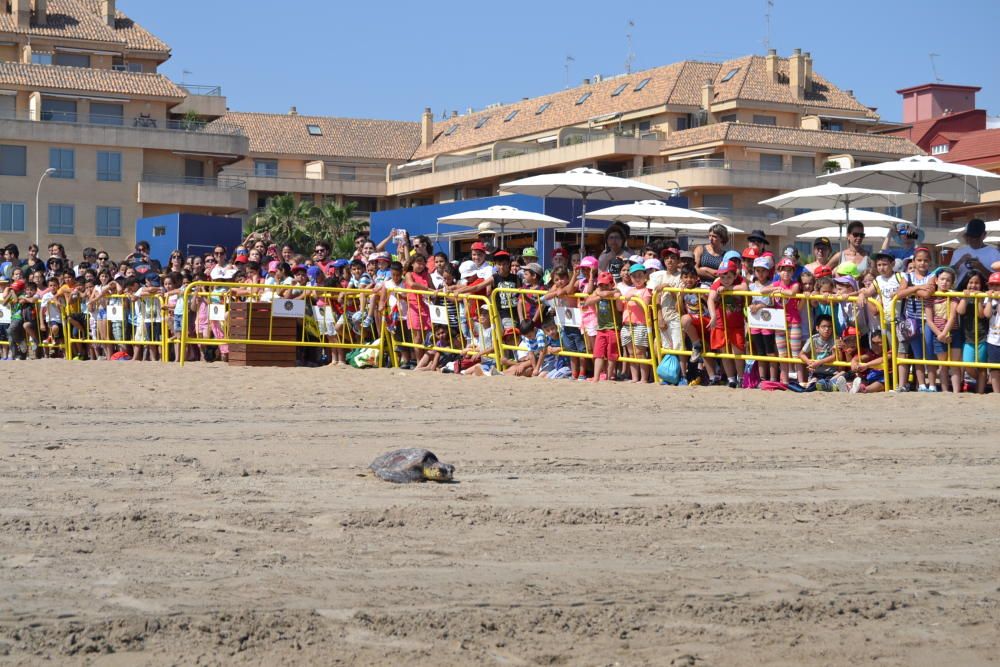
[813, 265, 833, 278]
[492, 250, 510, 260]
[989, 271, 1000, 285]
[741, 246, 761, 260]
[661, 247, 681, 257]
[292, 264, 308, 273]
[842, 326, 859, 339]
[10, 279, 26, 293]
[552, 247, 569, 257]
[596, 271, 614, 285]
[234, 254, 249, 264]
[471, 241, 487, 252]
[716, 259, 737, 275]
[776, 257, 796, 269]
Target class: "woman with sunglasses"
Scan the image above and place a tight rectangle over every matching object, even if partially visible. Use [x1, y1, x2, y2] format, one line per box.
[828, 221, 872, 274]
[166, 251, 185, 274]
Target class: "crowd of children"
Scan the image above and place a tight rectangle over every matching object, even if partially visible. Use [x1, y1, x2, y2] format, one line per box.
[2, 220, 999, 394]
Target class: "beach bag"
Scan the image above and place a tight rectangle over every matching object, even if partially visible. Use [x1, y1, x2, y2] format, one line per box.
[758, 380, 787, 391]
[657, 354, 681, 385]
[895, 316, 919, 341]
[741, 360, 761, 389]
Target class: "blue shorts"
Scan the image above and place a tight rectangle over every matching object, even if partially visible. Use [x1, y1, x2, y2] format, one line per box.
[925, 327, 962, 355]
[560, 327, 585, 354]
[963, 341, 987, 363]
[863, 369, 885, 385]
[988, 343, 1000, 365]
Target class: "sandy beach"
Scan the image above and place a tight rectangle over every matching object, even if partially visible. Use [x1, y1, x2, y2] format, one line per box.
[1, 361, 998, 665]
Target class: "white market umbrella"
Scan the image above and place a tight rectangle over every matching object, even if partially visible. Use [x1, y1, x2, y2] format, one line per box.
[797, 225, 891, 239]
[760, 183, 917, 250]
[949, 219, 1000, 233]
[820, 155, 1000, 229]
[586, 199, 720, 243]
[773, 208, 910, 228]
[938, 236, 1000, 247]
[437, 205, 567, 249]
[500, 167, 673, 252]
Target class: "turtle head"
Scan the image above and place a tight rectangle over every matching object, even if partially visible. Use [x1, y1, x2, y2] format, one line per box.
[422, 460, 455, 482]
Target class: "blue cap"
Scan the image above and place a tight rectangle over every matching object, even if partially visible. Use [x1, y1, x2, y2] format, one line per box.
[307, 266, 323, 282]
[721, 250, 743, 266]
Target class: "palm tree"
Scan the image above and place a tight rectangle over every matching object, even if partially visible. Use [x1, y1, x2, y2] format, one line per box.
[250, 194, 319, 251]
[313, 201, 366, 256]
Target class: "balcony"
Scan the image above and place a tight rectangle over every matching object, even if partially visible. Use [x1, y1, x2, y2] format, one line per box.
[171, 83, 227, 119]
[689, 206, 782, 226]
[138, 174, 248, 211]
[387, 132, 662, 196]
[225, 168, 388, 197]
[0, 112, 248, 156]
[613, 158, 820, 192]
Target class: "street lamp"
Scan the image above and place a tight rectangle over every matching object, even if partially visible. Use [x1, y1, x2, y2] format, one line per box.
[35, 167, 56, 247]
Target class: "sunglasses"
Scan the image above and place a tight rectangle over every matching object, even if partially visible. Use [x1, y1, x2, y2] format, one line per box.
[851, 233, 866, 239]
[97, 256, 108, 260]
[205, 258, 217, 264]
[214, 250, 225, 255]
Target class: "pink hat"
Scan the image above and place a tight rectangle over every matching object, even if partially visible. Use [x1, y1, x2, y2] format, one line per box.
[580, 256, 599, 269]
[267, 260, 279, 273]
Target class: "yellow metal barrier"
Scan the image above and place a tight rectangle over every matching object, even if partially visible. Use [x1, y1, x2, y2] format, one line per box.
[386, 287, 501, 372]
[65, 292, 169, 362]
[178, 281, 386, 367]
[652, 286, 890, 388]
[889, 290, 999, 392]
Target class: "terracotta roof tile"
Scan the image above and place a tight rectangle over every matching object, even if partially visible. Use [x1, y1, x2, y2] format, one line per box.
[0, 61, 184, 98]
[414, 54, 879, 159]
[941, 128, 1000, 165]
[0, 0, 169, 54]
[660, 122, 921, 156]
[214, 111, 422, 161]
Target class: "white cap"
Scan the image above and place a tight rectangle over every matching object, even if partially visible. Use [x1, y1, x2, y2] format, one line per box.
[643, 258, 663, 271]
[752, 256, 774, 270]
[458, 260, 478, 278]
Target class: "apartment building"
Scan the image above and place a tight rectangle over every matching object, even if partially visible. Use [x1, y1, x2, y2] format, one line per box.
[0, 0, 249, 258]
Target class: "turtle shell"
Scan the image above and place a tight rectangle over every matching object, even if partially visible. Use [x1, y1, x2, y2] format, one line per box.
[369, 448, 439, 484]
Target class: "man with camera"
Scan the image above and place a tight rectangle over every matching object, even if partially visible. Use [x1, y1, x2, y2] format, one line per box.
[951, 219, 1000, 285]
[879, 222, 922, 268]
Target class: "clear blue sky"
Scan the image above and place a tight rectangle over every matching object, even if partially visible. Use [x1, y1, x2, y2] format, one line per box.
[137, 0, 1000, 124]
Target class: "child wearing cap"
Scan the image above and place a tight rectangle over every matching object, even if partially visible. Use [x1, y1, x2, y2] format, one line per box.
[542, 267, 586, 380]
[617, 263, 653, 383]
[583, 272, 620, 382]
[707, 259, 746, 387]
[924, 267, 962, 392]
[577, 256, 600, 376]
[747, 256, 779, 382]
[521, 263, 544, 324]
[982, 272, 1000, 393]
[761, 257, 804, 384]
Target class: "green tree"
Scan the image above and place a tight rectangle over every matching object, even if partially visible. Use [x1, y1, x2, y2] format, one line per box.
[312, 201, 367, 257]
[249, 194, 319, 251]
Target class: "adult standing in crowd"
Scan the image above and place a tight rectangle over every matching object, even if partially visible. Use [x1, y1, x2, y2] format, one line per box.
[598, 222, 630, 273]
[693, 223, 730, 280]
[805, 237, 833, 274]
[828, 221, 872, 273]
[951, 219, 1000, 285]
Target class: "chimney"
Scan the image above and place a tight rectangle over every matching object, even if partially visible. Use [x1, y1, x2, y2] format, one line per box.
[34, 0, 47, 25]
[288, 106, 298, 115]
[766, 48, 779, 83]
[420, 107, 434, 149]
[451, 110, 458, 118]
[99, 0, 115, 26]
[789, 48, 805, 100]
[701, 79, 714, 112]
[582, 78, 590, 85]
[13, 0, 30, 28]
[803, 51, 813, 92]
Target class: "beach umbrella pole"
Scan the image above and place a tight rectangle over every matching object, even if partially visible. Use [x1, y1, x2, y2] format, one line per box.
[915, 181, 924, 229]
[579, 194, 588, 255]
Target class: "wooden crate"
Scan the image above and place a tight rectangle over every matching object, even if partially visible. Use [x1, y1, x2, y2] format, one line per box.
[227, 302, 298, 367]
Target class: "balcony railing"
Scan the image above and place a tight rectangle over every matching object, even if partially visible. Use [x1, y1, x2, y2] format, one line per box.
[178, 83, 223, 96]
[1, 110, 245, 136]
[141, 173, 247, 189]
[689, 206, 781, 222]
[610, 158, 819, 179]
[227, 168, 385, 183]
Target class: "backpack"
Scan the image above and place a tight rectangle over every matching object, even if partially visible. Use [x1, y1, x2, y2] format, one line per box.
[741, 360, 761, 389]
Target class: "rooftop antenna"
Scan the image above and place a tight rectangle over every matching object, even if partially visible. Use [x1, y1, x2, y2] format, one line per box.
[181, 69, 192, 84]
[564, 54, 575, 88]
[929, 53, 943, 83]
[763, 0, 773, 52]
[625, 20, 635, 74]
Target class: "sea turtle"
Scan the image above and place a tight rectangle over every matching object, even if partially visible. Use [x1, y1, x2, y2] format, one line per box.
[368, 448, 455, 484]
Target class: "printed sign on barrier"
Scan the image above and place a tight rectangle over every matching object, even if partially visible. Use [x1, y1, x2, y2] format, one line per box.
[272, 298, 305, 318]
[429, 304, 450, 326]
[209, 303, 227, 322]
[0, 304, 10, 324]
[106, 302, 125, 323]
[555, 306, 582, 329]
[747, 307, 786, 331]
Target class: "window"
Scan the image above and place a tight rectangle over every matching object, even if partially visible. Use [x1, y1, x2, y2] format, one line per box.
[885, 206, 903, 218]
[54, 52, 90, 68]
[611, 82, 628, 97]
[306, 124, 322, 136]
[337, 165, 356, 181]
[720, 114, 737, 123]
[535, 102, 551, 114]
[90, 102, 124, 126]
[504, 109, 518, 122]
[97, 151, 122, 182]
[931, 143, 949, 155]
[702, 194, 733, 211]
[575, 92, 591, 105]
[791, 155, 814, 174]
[0, 145, 26, 176]
[96, 206, 122, 237]
[49, 148, 75, 179]
[41, 98, 77, 123]
[254, 159, 278, 177]
[821, 120, 844, 132]
[759, 154, 784, 172]
[444, 125, 459, 136]
[48, 204, 74, 235]
[633, 78, 651, 92]
[720, 67, 740, 83]
[474, 116, 490, 129]
[0, 202, 26, 232]
[752, 114, 777, 126]
[31, 52, 53, 65]
[676, 116, 689, 131]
